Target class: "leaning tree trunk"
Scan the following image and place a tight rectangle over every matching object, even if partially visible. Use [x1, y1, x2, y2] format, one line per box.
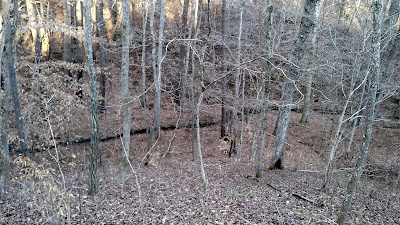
[322, 73, 365, 188]
[346, 81, 366, 157]
[83, 0, 100, 196]
[337, 1, 382, 224]
[6, 0, 29, 157]
[120, 0, 131, 182]
[270, 0, 322, 170]
[220, 0, 228, 138]
[255, 0, 273, 178]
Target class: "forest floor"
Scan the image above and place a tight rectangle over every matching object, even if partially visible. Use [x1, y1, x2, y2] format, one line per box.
[1, 105, 400, 224]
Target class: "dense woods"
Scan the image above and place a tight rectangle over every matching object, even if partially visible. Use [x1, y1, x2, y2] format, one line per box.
[0, 0, 399, 223]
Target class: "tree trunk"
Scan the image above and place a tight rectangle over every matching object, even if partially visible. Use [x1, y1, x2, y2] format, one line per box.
[177, 0, 190, 107]
[346, 82, 366, 157]
[75, 0, 84, 82]
[25, 0, 39, 60]
[63, 0, 72, 76]
[0, 0, 11, 198]
[270, 0, 322, 170]
[147, 0, 166, 164]
[39, 1, 50, 61]
[337, 1, 382, 223]
[256, 0, 273, 178]
[154, 0, 167, 145]
[103, 0, 113, 40]
[83, 0, 100, 196]
[120, 0, 131, 182]
[220, 0, 228, 138]
[0, 70, 11, 198]
[230, 2, 244, 158]
[147, 0, 157, 159]
[6, 0, 29, 157]
[97, 0, 107, 112]
[196, 47, 208, 188]
[140, 0, 149, 108]
[300, 0, 321, 123]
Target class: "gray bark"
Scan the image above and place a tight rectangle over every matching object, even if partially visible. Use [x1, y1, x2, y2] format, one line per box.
[83, 0, 100, 196]
[271, 0, 322, 169]
[256, 0, 273, 178]
[337, 1, 382, 223]
[0, 0, 11, 197]
[25, 0, 39, 60]
[220, 0, 228, 138]
[6, 0, 29, 157]
[97, 0, 106, 111]
[154, 0, 167, 143]
[196, 48, 208, 188]
[147, 0, 157, 158]
[177, 0, 190, 106]
[140, 0, 149, 108]
[63, 0, 72, 76]
[346, 82, 366, 157]
[120, 0, 131, 182]
[75, 0, 84, 81]
[300, 0, 322, 123]
[0, 70, 11, 198]
[230, 2, 244, 158]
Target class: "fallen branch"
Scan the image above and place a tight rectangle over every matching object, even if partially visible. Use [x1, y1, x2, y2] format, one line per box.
[292, 192, 323, 207]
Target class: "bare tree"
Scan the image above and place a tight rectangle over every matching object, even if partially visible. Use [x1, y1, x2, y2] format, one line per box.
[6, 0, 29, 157]
[220, 0, 228, 138]
[323, 71, 366, 188]
[337, 1, 383, 223]
[147, 0, 166, 164]
[270, 0, 322, 169]
[177, 0, 190, 106]
[140, 0, 149, 108]
[256, 0, 273, 178]
[230, 1, 244, 158]
[97, 0, 107, 111]
[75, 0, 84, 82]
[83, 0, 100, 195]
[300, 4, 321, 123]
[120, 0, 131, 182]
[63, 0, 72, 76]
